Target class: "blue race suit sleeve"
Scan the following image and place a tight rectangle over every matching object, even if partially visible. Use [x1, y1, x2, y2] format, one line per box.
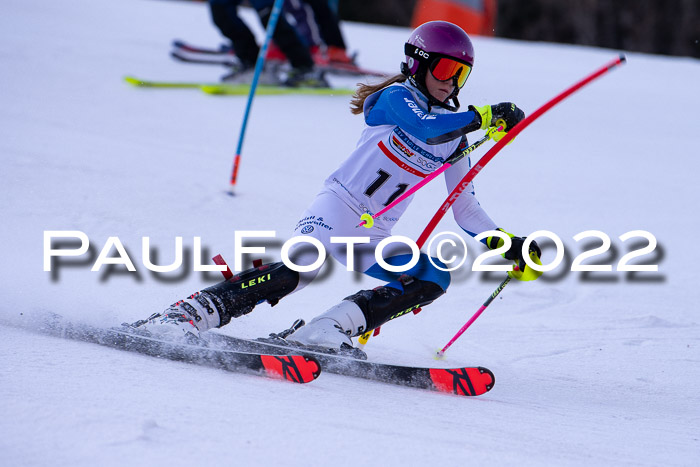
[364, 86, 482, 144]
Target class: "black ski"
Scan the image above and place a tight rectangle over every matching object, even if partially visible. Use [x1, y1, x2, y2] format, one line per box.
[206, 332, 495, 397]
[33, 314, 321, 383]
[171, 49, 237, 67]
[172, 39, 233, 55]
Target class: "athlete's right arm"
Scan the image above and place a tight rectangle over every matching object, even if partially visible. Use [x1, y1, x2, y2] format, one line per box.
[364, 86, 482, 144]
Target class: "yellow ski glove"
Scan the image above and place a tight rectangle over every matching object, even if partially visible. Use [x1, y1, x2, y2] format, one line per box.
[508, 251, 543, 281]
[487, 123, 508, 142]
[471, 102, 525, 141]
[471, 104, 493, 131]
[487, 228, 543, 281]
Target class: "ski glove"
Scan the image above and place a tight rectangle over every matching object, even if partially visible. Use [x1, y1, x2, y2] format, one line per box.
[470, 102, 525, 140]
[486, 228, 543, 281]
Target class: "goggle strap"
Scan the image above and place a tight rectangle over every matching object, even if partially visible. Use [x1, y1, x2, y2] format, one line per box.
[404, 43, 430, 61]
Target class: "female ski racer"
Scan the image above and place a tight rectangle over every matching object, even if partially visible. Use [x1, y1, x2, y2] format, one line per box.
[136, 21, 542, 354]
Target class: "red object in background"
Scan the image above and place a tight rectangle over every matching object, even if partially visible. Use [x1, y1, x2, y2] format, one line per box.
[411, 0, 497, 36]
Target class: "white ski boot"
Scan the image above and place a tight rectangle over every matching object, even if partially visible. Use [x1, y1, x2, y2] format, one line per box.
[221, 61, 282, 85]
[288, 300, 367, 352]
[129, 292, 221, 342]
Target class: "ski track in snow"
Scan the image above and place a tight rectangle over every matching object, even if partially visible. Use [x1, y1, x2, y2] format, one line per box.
[1, 0, 700, 465]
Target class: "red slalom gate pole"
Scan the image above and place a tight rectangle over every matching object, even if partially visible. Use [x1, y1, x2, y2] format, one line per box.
[416, 54, 626, 249]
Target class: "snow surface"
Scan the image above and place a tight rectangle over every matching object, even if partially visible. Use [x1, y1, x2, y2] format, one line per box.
[2, 0, 700, 465]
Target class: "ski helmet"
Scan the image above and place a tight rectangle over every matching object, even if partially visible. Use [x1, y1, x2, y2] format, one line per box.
[401, 21, 475, 111]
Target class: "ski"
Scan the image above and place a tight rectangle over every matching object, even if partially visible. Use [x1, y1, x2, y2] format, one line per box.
[171, 49, 237, 67]
[206, 333, 495, 397]
[171, 39, 387, 77]
[124, 76, 353, 95]
[172, 39, 233, 55]
[199, 84, 353, 96]
[124, 75, 201, 88]
[33, 314, 321, 384]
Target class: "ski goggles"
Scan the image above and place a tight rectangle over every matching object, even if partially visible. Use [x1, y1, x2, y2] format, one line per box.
[429, 57, 472, 88]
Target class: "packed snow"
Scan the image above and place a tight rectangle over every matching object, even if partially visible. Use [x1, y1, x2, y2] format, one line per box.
[1, 0, 699, 465]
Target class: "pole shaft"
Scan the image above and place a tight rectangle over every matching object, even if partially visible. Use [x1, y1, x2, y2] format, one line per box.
[438, 276, 511, 355]
[229, 0, 286, 189]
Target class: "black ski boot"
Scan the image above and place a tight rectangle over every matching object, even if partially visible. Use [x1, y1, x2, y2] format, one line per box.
[344, 275, 445, 330]
[276, 275, 444, 358]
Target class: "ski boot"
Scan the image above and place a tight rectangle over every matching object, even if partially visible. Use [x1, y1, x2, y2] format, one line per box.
[283, 67, 329, 88]
[269, 301, 368, 359]
[279, 275, 445, 357]
[123, 309, 204, 344]
[202, 261, 300, 326]
[326, 46, 354, 65]
[221, 60, 282, 85]
[344, 275, 445, 330]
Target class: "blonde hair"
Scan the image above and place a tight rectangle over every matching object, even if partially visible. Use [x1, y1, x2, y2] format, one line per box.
[349, 74, 407, 115]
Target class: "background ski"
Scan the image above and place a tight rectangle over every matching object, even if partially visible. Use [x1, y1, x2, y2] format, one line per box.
[171, 49, 237, 67]
[30, 314, 321, 383]
[172, 39, 233, 55]
[172, 39, 387, 76]
[199, 84, 354, 95]
[208, 333, 495, 397]
[124, 76, 353, 95]
[124, 75, 202, 88]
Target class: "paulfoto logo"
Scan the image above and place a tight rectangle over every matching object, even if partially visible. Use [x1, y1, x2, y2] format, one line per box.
[43, 229, 661, 280]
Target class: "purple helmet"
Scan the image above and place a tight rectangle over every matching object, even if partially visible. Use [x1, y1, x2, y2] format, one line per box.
[401, 21, 475, 111]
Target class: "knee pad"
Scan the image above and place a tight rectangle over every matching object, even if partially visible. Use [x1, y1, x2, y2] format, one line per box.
[344, 275, 445, 330]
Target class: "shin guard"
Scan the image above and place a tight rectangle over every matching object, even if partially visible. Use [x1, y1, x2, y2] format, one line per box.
[343, 275, 445, 331]
[202, 262, 299, 326]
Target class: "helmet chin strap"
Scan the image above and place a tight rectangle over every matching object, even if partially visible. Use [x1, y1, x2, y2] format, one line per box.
[442, 94, 461, 112]
[421, 75, 461, 112]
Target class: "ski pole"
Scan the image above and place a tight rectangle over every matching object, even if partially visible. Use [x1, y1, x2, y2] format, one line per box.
[435, 275, 511, 359]
[416, 54, 626, 248]
[228, 0, 285, 195]
[356, 128, 499, 228]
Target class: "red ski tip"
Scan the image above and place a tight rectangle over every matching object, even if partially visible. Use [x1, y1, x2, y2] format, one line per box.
[260, 355, 321, 383]
[429, 367, 495, 396]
